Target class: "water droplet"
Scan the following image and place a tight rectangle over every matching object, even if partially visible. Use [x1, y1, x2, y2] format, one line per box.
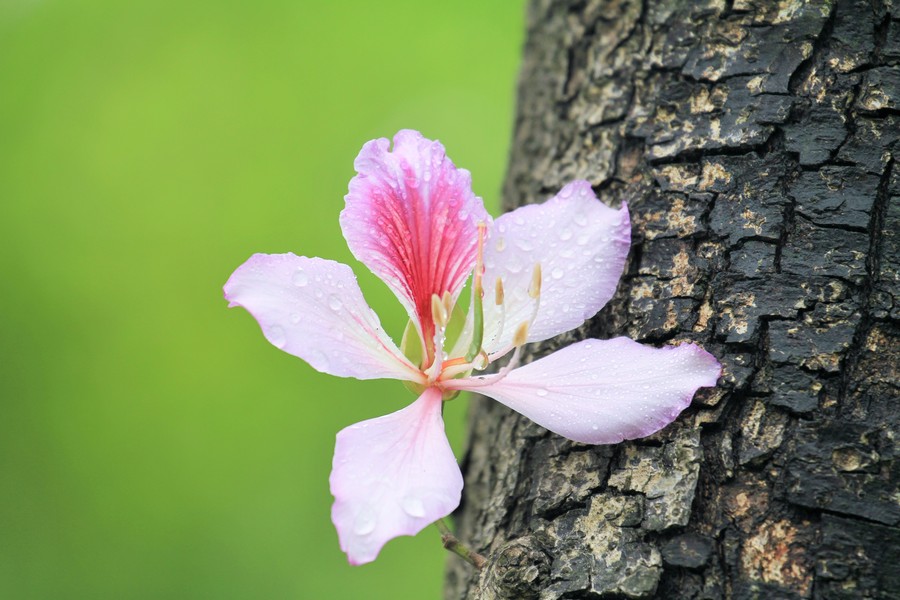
[353, 510, 377, 536]
[560, 229, 573, 241]
[576, 234, 590, 246]
[592, 424, 599, 431]
[328, 296, 343, 311]
[309, 349, 330, 369]
[574, 214, 588, 227]
[536, 388, 549, 397]
[292, 268, 309, 287]
[402, 496, 426, 518]
[551, 267, 564, 280]
[267, 326, 287, 349]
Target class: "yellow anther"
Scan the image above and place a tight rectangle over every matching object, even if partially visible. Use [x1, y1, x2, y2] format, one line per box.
[441, 291, 453, 318]
[528, 263, 542, 299]
[494, 277, 505, 306]
[431, 293, 447, 328]
[513, 321, 529, 347]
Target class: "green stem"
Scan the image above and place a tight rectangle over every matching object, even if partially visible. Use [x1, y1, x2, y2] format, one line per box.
[434, 518, 487, 570]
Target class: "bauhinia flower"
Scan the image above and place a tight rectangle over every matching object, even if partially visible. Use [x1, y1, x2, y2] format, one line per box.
[224, 129, 721, 565]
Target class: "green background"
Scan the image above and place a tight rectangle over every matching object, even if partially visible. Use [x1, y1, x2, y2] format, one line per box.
[0, 1, 524, 597]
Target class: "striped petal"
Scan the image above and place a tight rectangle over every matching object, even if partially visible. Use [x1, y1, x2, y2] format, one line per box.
[341, 130, 490, 351]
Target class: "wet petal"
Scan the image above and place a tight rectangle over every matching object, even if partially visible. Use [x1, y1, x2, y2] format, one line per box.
[450, 338, 720, 444]
[341, 130, 490, 346]
[480, 181, 630, 355]
[224, 253, 422, 382]
[330, 387, 463, 565]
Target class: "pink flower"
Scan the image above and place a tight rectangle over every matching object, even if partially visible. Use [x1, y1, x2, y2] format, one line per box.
[224, 130, 721, 565]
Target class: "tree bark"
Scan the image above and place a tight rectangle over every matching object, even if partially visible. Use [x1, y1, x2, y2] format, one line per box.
[445, 1, 899, 598]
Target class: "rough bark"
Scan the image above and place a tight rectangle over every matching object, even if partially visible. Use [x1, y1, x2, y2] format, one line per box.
[445, 1, 899, 598]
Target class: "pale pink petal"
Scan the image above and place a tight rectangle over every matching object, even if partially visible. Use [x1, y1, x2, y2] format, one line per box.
[340, 130, 490, 348]
[480, 181, 630, 356]
[224, 253, 422, 382]
[447, 338, 720, 444]
[330, 387, 463, 565]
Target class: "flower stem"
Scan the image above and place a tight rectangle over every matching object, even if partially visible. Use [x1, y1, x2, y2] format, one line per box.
[434, 518, 487, 570]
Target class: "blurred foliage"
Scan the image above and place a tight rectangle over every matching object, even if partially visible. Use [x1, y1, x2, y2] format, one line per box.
[0, 1, 524, 597]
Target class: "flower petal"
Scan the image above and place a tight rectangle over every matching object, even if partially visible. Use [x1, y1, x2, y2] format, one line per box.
[341, 130, 490, 347]
[480, 181, 630, 355]
[224, 253, 422, 382]
[450, 338, 720, 444]
[330, 387, 463, 565]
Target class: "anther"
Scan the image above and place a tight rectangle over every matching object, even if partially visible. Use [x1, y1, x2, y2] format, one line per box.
[441, 291, 453, 319]
[431, 293, 447, 328]
[494, 278, 505, 306]
[528, 263, 542, 299]
[513, 322, 529, 347]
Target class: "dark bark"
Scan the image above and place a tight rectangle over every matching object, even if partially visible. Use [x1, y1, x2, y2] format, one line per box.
[445, 1, 899, 598]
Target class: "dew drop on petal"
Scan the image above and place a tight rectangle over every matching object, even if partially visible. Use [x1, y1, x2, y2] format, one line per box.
[560, 229, 573, 241]
[292, 268, 309, 287]
[353, 509, 377, 536]
[402, 496, 426, 518]
[309, 349, 330, 370]
[536, 388, 548, 397]
[328, 295, 343, 311]
[266, 325, 287, 349]
[551, 267, 564, 280]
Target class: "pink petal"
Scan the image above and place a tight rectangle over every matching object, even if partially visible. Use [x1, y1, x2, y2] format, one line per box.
[329, 387, 463, 565]
[224, 253, 422, 382]
[449, 338, 720, 444]
[340, 130, 490, 349]
[480, 181, 630, 355]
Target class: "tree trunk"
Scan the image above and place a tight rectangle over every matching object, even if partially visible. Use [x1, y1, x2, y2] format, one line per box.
[445, 1, 899, 598]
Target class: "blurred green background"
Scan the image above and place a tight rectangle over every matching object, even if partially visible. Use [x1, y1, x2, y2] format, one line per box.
[0, 1, 524, 598]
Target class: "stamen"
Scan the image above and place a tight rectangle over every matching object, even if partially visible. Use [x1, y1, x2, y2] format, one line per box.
[424, 328, 445, 383]
[494, 277, 504, 306]
[447, 344, 524, 389]
[513, 322, 529, 347]
[441, 291, 453, 320]
[431, 293, 447, 328]
[528, 263, 542, 299]
[465, 222, 488, 362]
[486, 267, 542, 363]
